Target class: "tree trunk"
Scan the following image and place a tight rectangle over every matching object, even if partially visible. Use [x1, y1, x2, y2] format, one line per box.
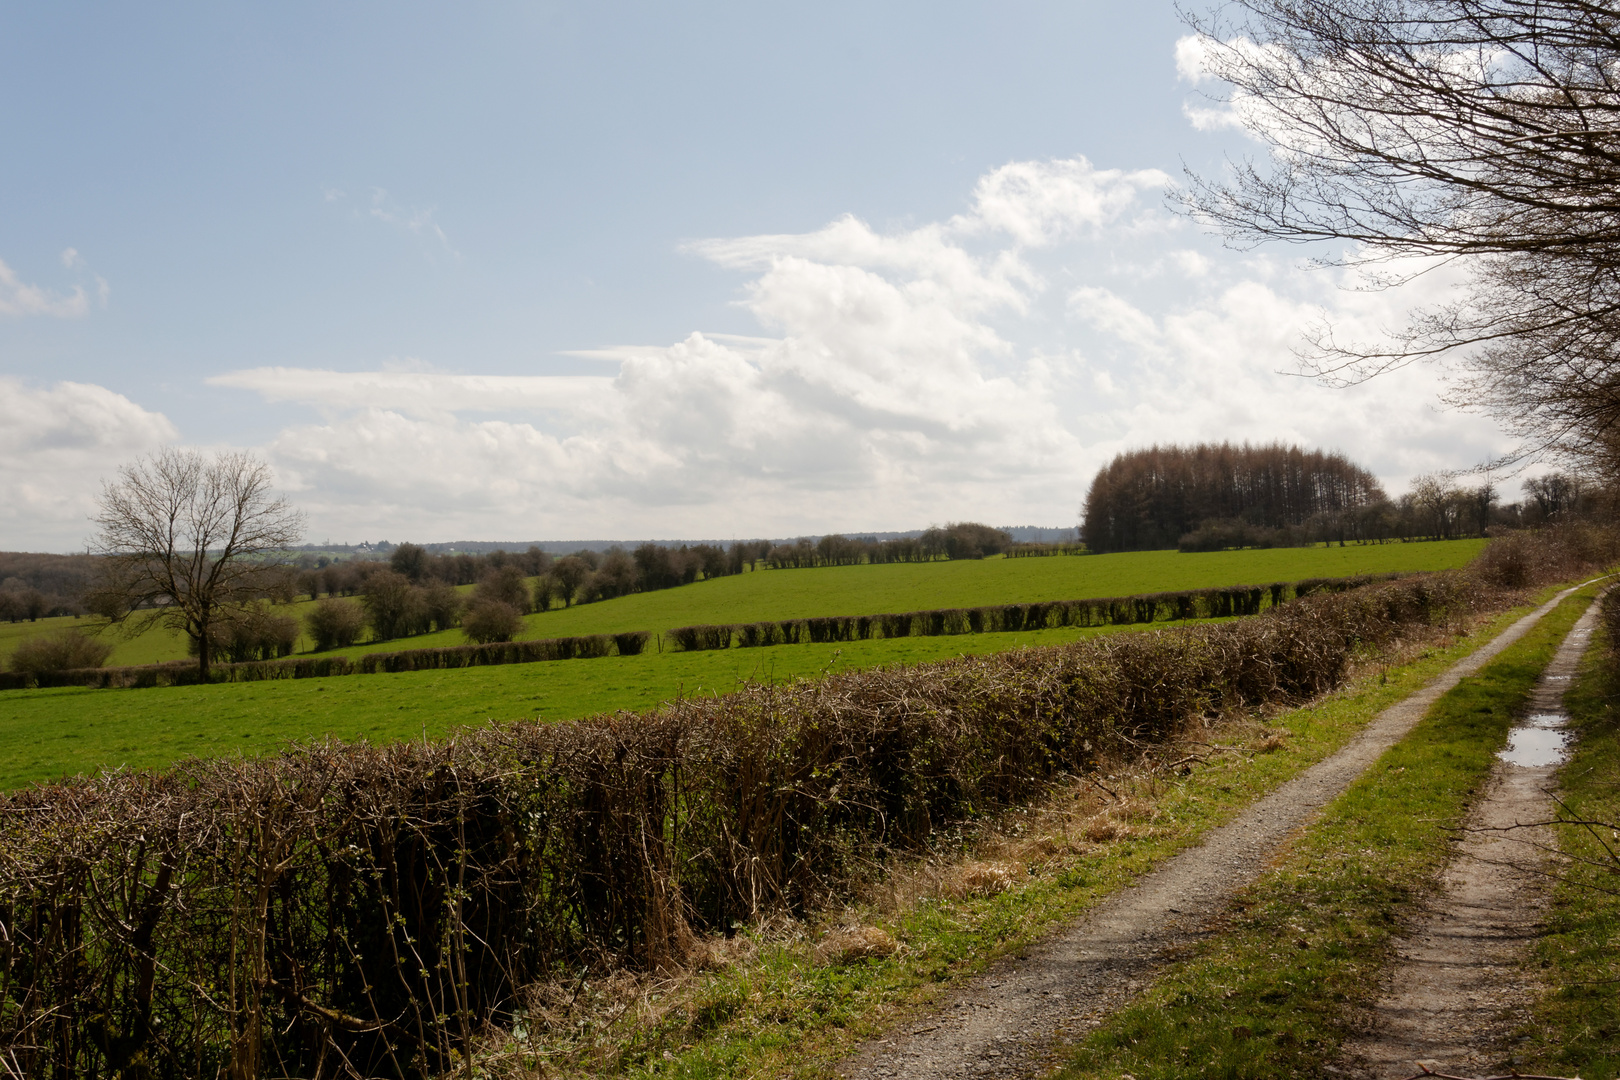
[196, 624, 211, 682]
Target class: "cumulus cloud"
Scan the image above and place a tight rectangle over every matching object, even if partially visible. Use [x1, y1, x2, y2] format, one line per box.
[0, 258, 91, 319]
[0, 379, 178, 550]
[196, 153, 1508, 542]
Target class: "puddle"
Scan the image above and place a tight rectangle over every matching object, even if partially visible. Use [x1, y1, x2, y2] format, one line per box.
[1499, 712, 1571, 767]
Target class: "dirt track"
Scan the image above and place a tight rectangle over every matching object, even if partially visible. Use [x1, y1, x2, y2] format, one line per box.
[1332, 595, 1601, 1078]
[836, 584, 1595, 1080]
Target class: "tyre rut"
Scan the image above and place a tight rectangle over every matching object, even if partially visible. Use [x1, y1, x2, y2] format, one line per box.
[837, 583, 1599, 1080]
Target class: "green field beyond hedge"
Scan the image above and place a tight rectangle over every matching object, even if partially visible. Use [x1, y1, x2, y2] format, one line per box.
[328, 541, 1486, 658]
[0, 540, 1486, 789]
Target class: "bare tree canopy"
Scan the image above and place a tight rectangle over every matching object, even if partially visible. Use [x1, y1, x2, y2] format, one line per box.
[87, 449, 305, 678]
[1180, 0, 1620, 471]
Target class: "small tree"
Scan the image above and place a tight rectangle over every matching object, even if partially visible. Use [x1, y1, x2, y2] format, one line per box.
[390, 542, 428, 582]
[462, 599, 522, 644]
[88, 449, 304, 680]
[550, 557, 591, 608]
[421, 580, 464, 631]
[305, 598, 366, 651]
[362, 571, 428, 640]
[473, 565, 532, 613]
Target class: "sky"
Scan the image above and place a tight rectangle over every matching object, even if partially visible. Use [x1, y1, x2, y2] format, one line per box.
[0, 2, 1512, 552]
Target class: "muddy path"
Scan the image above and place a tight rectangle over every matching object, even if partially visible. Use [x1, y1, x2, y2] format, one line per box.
[836, 584, 1598, 1080]
[1332, 595, 1602, 1079]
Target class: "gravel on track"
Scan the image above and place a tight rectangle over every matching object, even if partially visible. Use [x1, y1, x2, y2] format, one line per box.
[1332, 595, 1603, 1079]
[836, 584, 1596, 1080]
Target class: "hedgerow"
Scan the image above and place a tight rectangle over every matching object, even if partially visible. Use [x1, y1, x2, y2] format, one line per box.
[663, 573, 1396, 652]
[0, 572, 1477, 1078]
[0, 631, 651, 690]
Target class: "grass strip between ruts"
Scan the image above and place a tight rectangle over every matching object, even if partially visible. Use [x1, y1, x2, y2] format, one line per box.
[1524, 610, 1620, 1079]
[475, 589, 1568, 1078]
[1050, 581, 1606, 1080]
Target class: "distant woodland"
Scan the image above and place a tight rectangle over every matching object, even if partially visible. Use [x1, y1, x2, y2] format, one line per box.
[1080, 442, 1583, 553]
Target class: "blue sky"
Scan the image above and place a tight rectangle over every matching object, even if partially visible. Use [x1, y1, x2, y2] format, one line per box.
[1, 3, 1509, 550]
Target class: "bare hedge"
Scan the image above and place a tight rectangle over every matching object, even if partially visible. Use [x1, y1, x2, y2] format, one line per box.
[0, 573, 1473, 1078]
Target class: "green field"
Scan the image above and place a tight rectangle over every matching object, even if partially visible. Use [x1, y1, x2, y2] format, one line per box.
[0, 540, 1487, 790]
[324, 540, 1486, 659]
[0, 542, 1483, 669]
[0, 621, 1171, 790]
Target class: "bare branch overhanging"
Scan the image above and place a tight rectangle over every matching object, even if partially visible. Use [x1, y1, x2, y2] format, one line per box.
[1181, 1, 1620, 473]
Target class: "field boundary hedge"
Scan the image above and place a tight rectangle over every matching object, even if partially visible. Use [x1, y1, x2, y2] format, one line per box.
[0, 630, 652, 690]
[0, 573, 1401, 692]
[663, 573, 1402, 652]
[0, 572, 1482, 1078]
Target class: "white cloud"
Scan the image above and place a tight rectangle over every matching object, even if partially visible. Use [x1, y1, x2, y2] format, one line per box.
[956, 157, 1170, 246]
[0, 258, 91, 319]
[0, 379, 178, 550]
[190, 153, 1511, 542]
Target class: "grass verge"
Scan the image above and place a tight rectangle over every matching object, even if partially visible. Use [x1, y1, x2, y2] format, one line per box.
[469, 589, 1554, 1078]
[1049, 581, 1604, 1080]
[1523, 613, 1620, 1079]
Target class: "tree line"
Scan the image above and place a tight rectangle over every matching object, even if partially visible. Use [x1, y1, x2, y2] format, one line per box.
[1081, 443, 1389, 553]
[0, 552, 101, 622]
[1080, 442, 1594, 553]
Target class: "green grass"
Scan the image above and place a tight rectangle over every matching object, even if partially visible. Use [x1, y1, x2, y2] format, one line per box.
[0, 540, 1487, 792]
[0, 619, 1234, 790]
[1050, 581, 1602, 1080]
[483, 589, 1551, 1078]
[0, 540, 1483, 673]
[321, 540, 1485, 660]
[1524, 614, 1620, 1078]
[0, 613, 190, 668]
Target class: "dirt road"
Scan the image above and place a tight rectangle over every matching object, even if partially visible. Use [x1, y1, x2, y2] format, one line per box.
[1332, 595, 1601, 1078]
[837, 584, 1597, 1080]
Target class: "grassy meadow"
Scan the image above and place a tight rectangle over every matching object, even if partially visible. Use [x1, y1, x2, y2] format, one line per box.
[0, 621, 1181, 790]
[0, 540, 1486, 790]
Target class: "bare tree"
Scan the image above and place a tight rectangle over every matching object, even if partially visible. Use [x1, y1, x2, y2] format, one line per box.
[1180, 1, 1620, 471]
[87, 449, 305, 679]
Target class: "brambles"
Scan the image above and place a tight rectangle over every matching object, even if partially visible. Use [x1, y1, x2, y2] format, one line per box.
[1473, 523, 1620, 590]
[6, 629, 113, 674]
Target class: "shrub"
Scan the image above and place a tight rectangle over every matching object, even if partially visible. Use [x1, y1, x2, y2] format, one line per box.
[421, 580, 464, 631]
[474, 565, 531, 614]
[462, 599, 523, 644]
[305, 598, 366, 651]
[363, 570, 429, 640]
[1474, 523, 1620, 589]
[6, 630, 114, 674]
